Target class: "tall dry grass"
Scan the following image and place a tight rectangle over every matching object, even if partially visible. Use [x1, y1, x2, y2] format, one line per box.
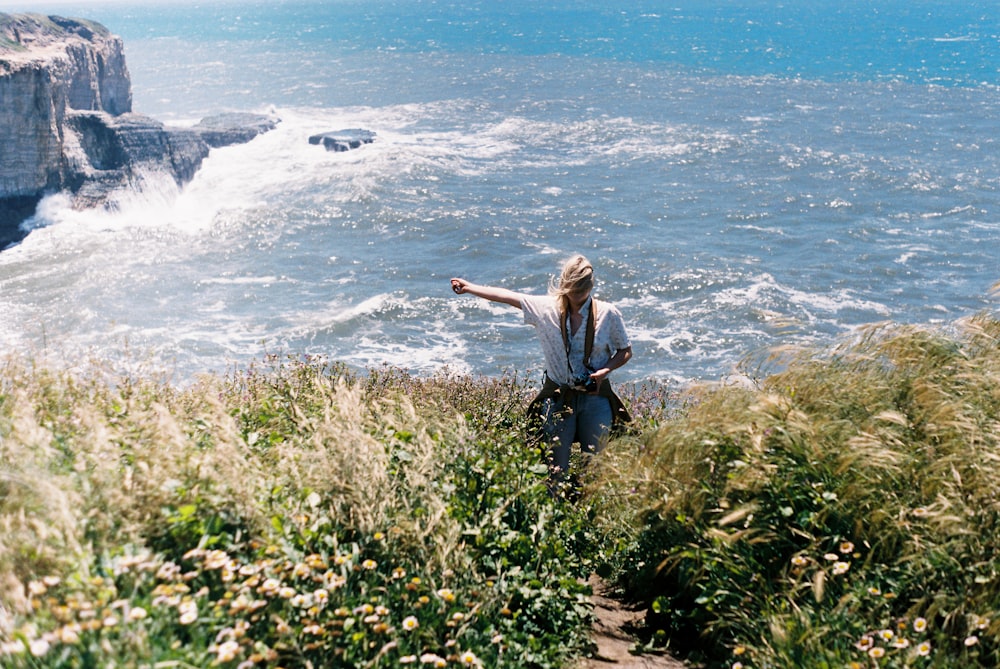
[595, 314, 1000, 667]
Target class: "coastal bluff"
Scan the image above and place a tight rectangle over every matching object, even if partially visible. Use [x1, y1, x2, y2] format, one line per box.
[0, 13, 277, 245]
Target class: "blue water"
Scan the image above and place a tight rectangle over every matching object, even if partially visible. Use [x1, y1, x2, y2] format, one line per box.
[1, 0, 998, 386]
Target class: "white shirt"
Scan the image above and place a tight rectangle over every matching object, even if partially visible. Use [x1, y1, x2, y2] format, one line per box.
[520, 294, 631, 385]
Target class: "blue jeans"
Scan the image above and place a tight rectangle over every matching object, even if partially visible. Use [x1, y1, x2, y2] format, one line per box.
[540, 392, 613, 480]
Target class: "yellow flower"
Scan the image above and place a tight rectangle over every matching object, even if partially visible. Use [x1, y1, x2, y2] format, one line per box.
[878, 629, 894, 642]
[790, 556, 808, 567]
[913, 617, 928, 633]
[460, 650, 481, 666]
[437, 588, 456, 602]
[916, 641, 931, 656]
[402, 616, 419, 631]
[362, 559, 378, 570]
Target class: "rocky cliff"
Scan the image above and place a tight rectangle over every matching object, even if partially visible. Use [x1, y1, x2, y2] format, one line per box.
[0, 13, 277, 246]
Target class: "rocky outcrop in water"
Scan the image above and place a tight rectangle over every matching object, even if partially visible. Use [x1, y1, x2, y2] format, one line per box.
[0, 13, 278, 246]
[308, 129, 376, 152]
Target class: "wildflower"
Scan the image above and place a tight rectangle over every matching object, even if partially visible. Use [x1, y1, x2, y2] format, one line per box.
[28, 581, 47, 596]
[867, 587, 881, 596]
[204, 550, 230, 570]
[878, 629, 894, 642]
[29, 638, 50, 657]
[103, 615, 119, 628]
[912, 507, 929, 517]
[362, 559, 378, 570]
[916, 641, 931, 656]
[868, 647, 885, 659]
[973, 615, 990, 630]
[392, 567, 407, 579]
[491, 634, 503, 644]
[402, 616, 419, 631]
[833, 562, 850, 575]
[305, 554, 326, 569]
[239, 563, 259, 576]
[790, 556, 808, 567]
[1, 639, 26, 655]
[459, 650, 481, 666]
[57, 625, 80, 644]
[856, 636, 874, 651]
[965, 636, 979, 647]
[732, 664, 743, 669]
[157, 562, 182, 580]
[373, 532, 385, 541]
[437, 588, 456, 602]
[278, 586, 297, 599]
[314, 588, 330, 604]
[839, 541, 855, 554]
[420, 653, 447, 667]
[293, 563, 312, 578]
[259, 578, 282, 595]
[401, 656, 418, 664]
[891, 637, 910, 649]
[334, 554, 350, 566]
[304, 624, 324, 635]
[913, 617, 928, 633]
[215, 640, 241, 664]
[364, 614, 380, 624]
[823, 553, 839, 562]
[733, 645, 746, 656]
[178, 601, 198, 625]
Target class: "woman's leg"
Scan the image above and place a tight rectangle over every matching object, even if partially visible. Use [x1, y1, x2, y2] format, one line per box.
[541, 397, 577, 481]
[575, 394, 613, 455]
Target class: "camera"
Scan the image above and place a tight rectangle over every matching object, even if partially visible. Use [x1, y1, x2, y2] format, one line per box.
[572, 370, 598, 393]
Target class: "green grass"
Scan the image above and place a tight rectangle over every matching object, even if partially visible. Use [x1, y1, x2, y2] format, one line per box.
[2, 315, 1000, 668]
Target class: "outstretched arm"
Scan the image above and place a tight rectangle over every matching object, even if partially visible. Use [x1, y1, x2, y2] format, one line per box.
[450, 278, 523, 309]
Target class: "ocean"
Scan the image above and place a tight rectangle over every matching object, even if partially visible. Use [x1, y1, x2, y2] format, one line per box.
[1, 0, 998, 387]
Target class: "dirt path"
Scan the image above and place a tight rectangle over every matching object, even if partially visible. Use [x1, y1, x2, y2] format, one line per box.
[575, 576, 687, 669]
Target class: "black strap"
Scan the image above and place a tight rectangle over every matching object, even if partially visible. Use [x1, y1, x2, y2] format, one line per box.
[560, 299, 596, 370]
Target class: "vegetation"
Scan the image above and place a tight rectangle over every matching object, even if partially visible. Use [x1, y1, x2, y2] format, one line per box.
[2, 314, 1000, 668]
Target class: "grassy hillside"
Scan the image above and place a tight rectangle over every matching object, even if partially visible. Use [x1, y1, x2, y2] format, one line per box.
[2, 314, 1000, 668]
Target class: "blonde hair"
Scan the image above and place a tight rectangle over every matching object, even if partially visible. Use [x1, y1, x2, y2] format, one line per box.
[550, 254, 594, 315]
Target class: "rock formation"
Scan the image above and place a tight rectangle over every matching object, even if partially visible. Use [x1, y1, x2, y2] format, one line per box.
[308, 129, 376, 152]
[0, 13, 278, 246]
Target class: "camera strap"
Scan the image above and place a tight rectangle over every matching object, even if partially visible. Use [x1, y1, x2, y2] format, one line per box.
[561, 298, 596, 377]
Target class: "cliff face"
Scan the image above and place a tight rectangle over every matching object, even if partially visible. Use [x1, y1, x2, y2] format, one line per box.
[0, 14, 277, 246]
[0, 14, 131, 198]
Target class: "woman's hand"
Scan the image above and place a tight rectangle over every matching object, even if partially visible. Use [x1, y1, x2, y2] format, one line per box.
[450, 278, 468, 294]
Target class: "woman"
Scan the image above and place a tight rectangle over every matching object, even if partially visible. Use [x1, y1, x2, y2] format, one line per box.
[450, 254, 632, 483]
